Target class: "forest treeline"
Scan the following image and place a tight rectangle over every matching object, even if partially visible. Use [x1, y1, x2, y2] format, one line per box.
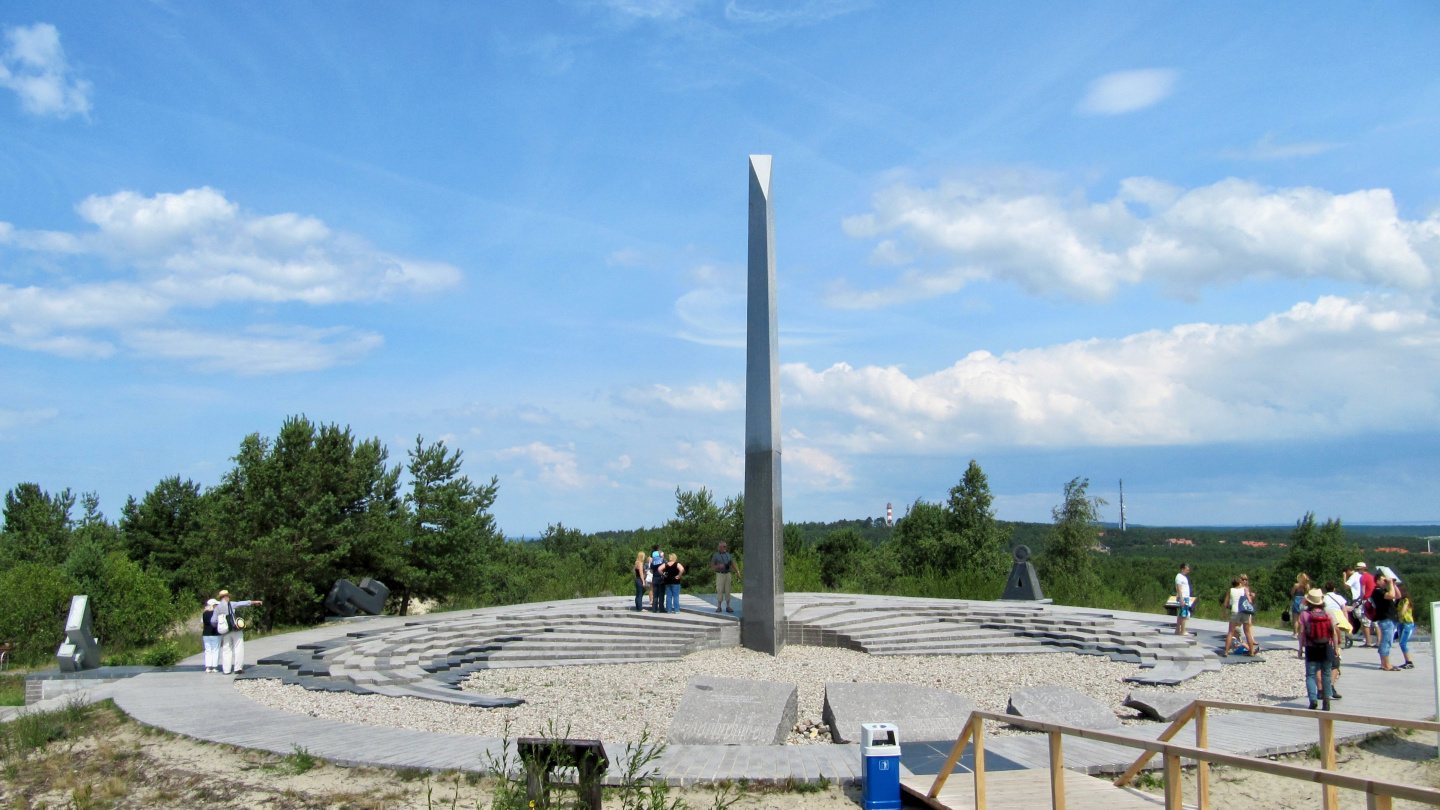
[0, 415, 1431, 666]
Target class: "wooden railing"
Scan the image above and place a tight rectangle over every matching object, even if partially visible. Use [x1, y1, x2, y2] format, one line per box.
[924, 704, 1440, 810]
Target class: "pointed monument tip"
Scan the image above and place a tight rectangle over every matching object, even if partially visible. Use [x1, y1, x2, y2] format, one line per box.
[749, 155, 772, 197]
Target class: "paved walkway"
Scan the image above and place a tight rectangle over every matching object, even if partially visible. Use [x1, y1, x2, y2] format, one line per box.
[20, 596, 1437, 785]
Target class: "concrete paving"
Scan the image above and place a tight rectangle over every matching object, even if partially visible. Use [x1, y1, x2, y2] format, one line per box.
[8, 594, 1433, 785]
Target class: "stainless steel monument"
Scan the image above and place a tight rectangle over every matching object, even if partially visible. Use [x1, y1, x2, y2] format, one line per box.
[742, 154, 785, 654]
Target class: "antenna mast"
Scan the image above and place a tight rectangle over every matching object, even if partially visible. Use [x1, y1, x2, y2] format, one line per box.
[1119, 479, 1127, 532]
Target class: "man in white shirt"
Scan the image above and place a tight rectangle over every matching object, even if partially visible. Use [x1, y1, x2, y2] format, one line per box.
[1175, 563, 1193, 636]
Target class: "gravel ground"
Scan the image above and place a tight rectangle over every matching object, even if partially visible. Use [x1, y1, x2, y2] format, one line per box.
[236, 645, 1308, 744]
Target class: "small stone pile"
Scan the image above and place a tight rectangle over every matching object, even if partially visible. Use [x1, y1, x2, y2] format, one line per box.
[789, 716, 833, 745]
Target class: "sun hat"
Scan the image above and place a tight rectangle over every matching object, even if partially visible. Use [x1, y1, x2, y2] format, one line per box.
[217, 589, 231, 598]
[1355, 562, 1368, 569]
[1304, 588, 1324, 606]
[206, 598, 219, 607]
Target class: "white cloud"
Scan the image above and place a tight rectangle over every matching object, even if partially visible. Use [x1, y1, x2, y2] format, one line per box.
[0, 23, 91, 119]
[787, 445, 853, 488]
[1223, 133, 1341, 161]
[123, 326, 383, 375]
[838, 176, 1440, 303]
[608, 454, 633, 471]
[664, 440, 743, 481]
[625, 380, 743, 411]
[0, 406, 59, 436]
[497, 442, 608, 489]
[0, 187, 461, 372]
[784, 295, 1440, 451]
[604, 0, 707, 20]
[1076, 69, 1176, 115]
[724, 0, 870, 26]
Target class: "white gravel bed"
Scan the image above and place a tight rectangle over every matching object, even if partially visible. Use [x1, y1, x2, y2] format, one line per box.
[236, 645, 1307, 744]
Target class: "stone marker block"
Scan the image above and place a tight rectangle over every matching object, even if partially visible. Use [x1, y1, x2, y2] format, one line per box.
[55, 595, 101, 672]
[667, 675, 797, 745]
[325, 578, 390, 616]
[1006, 685, 1120, 730]
[823, 681, 977, 743]
[1122, 691, 1198, 722]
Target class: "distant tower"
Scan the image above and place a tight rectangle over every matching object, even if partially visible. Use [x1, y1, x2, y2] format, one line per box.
[1119, 479, 1127, 532]
[886, 502, 893, 526]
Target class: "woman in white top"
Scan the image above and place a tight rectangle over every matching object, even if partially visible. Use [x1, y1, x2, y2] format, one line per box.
[1220, 574, 1258, 656]
[212, 589, 263, 675]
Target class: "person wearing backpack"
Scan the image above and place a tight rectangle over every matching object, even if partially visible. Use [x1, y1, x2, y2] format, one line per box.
[1297, 589, 1339, 710]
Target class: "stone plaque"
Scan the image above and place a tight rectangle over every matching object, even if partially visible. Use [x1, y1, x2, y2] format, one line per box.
[667, 675, 797, 745]
[823, 682, 977, 743]
[1122, 691, 1198, 722]
[1006, 685, 1120, 730]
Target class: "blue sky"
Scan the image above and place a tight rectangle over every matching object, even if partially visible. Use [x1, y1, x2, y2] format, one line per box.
[3, 2, 1440, 535]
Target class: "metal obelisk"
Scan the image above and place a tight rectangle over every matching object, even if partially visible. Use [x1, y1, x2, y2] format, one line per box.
[742, 155, 785, 654]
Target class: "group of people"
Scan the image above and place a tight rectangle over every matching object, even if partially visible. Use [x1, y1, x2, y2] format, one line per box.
[631, 541, 738, 614]
[1173, 560, 1418, 713]
[199, 590, 263, 675]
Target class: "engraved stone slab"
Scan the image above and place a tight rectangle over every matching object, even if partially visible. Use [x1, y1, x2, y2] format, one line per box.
[1123, 690, 1198, 722]
[823, 681, 977, 743]
[1006, 685, 1120, 730]
[667, 675, 797, 745]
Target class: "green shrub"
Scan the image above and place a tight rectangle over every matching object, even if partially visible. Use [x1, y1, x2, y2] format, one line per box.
[0, 563, 77, 666]
[140, 640, 182, 667]
[91, 553, 177, 649]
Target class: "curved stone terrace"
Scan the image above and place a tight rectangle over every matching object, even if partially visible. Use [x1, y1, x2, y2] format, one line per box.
[15, 593, 1431, 785]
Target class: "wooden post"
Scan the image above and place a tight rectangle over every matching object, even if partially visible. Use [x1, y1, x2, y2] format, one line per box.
[973, 715, 987, 810]
[929, 720, 974, 798]
[1367, 790, 1393, 810]
[1320, 717, 1337, 810]
[1112, 703, 1197, 787]
[1163, 752, 1182, 810]
[1049, 731, 1066, 810]
[1195, 704, 1210, 810]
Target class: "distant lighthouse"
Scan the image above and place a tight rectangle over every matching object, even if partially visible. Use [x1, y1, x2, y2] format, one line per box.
[886, 502, 894, 526]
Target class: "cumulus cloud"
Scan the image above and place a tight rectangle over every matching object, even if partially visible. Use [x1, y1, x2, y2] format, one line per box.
[0, 187, 460, 372]
[0, 23, 91, 119]
[836, 176, 1440, 303]
[786, 445, 853, 488]
[497, 442, 608, 489]
[784, 295, 1440, 451]
[1076, 68, 1176, 115]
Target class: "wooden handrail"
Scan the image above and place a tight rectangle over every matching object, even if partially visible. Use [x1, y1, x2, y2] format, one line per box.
[1193, 699, 1440, 733]
[926, 709, 1440, 808]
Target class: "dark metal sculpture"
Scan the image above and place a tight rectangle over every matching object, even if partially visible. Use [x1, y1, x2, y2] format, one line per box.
[324, 578, 389, 616]
[1000, 545, 1045, 601]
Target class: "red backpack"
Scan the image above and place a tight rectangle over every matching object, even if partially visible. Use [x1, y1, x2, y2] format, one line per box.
[1305, 607, 1333, 646]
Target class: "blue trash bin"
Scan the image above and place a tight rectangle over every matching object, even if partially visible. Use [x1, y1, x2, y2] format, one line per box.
[860, 722, 901, 810]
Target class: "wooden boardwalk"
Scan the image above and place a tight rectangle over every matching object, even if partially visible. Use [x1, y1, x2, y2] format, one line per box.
[901, 772, 1163, 810]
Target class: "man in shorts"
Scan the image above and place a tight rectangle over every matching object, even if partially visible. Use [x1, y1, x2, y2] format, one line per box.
[1174, 563, 1194, 636]
[711, 541, 735, 613]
